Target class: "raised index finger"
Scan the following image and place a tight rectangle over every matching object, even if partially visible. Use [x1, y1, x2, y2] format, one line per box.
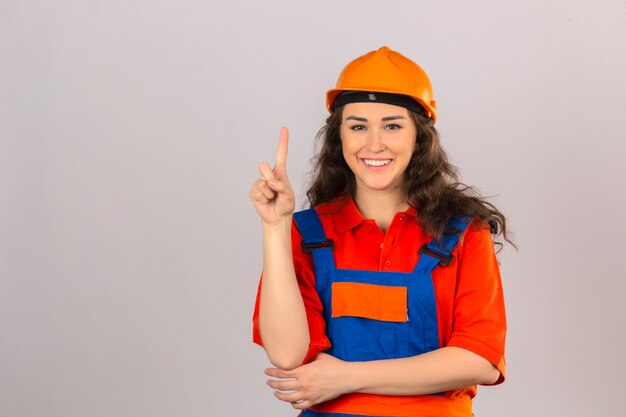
[275, 127, 289, 172]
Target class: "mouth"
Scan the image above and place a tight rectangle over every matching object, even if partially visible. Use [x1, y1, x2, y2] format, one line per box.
[362, 158, 392, 167]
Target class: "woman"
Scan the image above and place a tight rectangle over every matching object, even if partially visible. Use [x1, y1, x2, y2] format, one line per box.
[250, 46, 511, 417]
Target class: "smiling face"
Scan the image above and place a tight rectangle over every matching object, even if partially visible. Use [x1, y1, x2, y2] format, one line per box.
[340, 102, 417, 198]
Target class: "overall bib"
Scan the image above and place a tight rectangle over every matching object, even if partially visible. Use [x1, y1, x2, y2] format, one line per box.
[293, 208, 471, 417]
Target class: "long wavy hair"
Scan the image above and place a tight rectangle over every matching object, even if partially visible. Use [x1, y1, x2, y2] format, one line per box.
[306, 106, 515, 249]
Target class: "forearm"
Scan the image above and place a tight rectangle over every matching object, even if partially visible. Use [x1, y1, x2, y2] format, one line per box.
[259, 215, 310, 370]
[342, 347, 500, 396]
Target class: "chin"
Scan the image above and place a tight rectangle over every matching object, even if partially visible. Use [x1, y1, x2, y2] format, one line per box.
[360, 181, 397, 192]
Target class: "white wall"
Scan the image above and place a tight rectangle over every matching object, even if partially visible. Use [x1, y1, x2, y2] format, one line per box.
[1, 1, 625, 416]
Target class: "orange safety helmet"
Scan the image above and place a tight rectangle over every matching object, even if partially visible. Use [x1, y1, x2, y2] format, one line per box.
[326, 46, 437, 123]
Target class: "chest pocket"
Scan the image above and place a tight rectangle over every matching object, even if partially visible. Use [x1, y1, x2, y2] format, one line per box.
[328, 279, 410, 361]
[331, 282, 408, 323]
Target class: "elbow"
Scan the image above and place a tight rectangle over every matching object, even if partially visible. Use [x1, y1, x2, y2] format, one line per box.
[447, 346, 503, 385]
[266, 350, 306, 371]
[265, 344, 308, 371]
[260, 337, 309, 370]
[258, 330, 310, 370]
[477, 363, 502, 385]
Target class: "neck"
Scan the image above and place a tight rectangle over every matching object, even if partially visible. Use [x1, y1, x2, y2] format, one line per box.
[354, 186, 408, 232]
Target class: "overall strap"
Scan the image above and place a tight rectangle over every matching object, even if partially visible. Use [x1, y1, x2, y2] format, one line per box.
[414, 215, 472, 273]
[293, 209, 336, 271]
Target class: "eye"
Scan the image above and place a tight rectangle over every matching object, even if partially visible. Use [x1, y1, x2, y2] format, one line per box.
[385, 123, 401, 130]
[349, 124, 366, 131]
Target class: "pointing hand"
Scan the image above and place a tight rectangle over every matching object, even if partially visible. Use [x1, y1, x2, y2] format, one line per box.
[249, 127, 296, 226]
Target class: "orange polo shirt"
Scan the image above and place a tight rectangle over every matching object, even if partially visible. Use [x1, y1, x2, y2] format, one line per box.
[253, 198, 506, 416]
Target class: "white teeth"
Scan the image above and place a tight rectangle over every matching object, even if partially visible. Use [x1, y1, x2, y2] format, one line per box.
[363, 159, 391, 167]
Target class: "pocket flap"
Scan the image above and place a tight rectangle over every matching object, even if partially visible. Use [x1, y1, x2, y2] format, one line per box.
[331, 282, 407, 323]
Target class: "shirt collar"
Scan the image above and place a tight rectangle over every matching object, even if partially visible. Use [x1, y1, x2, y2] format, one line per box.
[318, 196, 417, 235]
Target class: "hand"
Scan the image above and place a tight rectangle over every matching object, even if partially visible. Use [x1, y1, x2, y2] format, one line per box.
[249, 127, 296, 226]
[265, 353, 350, 411]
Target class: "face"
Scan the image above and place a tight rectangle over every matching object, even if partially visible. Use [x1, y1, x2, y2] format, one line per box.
[340, 102, 416, 195]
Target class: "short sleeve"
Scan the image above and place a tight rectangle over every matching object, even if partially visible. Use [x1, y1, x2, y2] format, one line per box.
[252, 221, 331, 365]
[447, 223, 507, 385]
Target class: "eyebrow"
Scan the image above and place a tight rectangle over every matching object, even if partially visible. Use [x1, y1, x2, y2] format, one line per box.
[345, 115, 407, 122]
[382, 115, 407, 121]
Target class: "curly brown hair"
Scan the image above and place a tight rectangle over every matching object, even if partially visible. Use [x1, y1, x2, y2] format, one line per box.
[306, 106, 515, 250]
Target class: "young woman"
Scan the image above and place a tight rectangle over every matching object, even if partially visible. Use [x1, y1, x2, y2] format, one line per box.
[250, 46, 511, 417]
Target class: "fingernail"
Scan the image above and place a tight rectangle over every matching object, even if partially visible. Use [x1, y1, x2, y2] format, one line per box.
[268, 181, 277, 188]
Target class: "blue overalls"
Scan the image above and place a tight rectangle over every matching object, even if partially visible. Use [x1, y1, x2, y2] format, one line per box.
[293, 208, 471, 417]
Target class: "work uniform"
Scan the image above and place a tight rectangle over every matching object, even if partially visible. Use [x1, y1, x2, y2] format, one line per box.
[253, 197, 506, 417]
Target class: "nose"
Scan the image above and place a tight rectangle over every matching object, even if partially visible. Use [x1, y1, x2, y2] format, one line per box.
[366, 129, 386, 153]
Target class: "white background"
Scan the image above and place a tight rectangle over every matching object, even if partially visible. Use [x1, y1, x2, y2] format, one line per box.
[1, 1, 625, 416]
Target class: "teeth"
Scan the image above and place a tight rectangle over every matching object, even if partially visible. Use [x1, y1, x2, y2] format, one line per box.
[363, 159, 391, 167]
